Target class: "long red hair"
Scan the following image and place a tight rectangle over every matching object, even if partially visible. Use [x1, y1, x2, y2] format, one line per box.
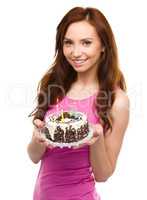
[29, 7, 126, 132]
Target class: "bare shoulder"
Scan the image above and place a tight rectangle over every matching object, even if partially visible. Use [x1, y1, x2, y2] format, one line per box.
[112, 88, 130, 111]
[109, 88, 130, 131]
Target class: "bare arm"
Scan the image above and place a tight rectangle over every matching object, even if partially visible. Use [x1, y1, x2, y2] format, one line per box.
[90, 89, 130, 182]
[27, 130, 47, 164]
[27, 119, 50, 164]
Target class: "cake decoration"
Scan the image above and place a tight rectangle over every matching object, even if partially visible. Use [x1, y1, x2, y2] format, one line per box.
[42, 111, 93, 148]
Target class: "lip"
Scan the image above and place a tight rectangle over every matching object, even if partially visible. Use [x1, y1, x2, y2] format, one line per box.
[71, 59, 88, 66]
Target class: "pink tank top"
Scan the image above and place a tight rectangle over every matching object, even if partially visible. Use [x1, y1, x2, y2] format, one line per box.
[33, 93, 101, 200]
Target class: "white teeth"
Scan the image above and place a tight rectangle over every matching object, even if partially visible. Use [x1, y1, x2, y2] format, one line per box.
[73, 59, 87, 64]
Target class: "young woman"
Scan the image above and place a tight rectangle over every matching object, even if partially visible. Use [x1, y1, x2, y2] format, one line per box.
[27, 7, 129, 200]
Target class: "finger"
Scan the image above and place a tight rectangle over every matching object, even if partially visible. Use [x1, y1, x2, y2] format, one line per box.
[93, 131, 100, 137]
[72, 145, 82, 149]
[48, 144, 54, 149]
[36, 133, 46, 142]
[86, 137, 98, 145]
[45, 141, 55, 149]
[33, 130, 46, 143]
[33, 128, 43, 137]
[86, 134, 101, 145]
[38, 137, 46, 143]
[72, 143, 87, 149]
[33, 119, 45, 128]
[95, 124, 103, 133]
[92, 125, 103, 137]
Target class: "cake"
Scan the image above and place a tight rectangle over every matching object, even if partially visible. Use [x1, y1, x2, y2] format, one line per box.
[43, 111, 91, 146]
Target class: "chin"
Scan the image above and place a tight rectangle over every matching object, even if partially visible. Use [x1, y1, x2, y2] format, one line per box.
[73, 67, 88, 73]
[73, 64, 93, 73]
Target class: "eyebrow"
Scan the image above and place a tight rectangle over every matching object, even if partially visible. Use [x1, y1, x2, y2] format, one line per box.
[63, 37, 93, 41]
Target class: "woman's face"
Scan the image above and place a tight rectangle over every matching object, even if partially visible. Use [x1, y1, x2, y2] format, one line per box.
[63, 20, 104, 73]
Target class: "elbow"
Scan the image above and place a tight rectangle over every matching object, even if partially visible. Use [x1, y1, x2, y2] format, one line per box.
[95, 176, 109, 182]
[95, 168, 114, 182]
[27, 146, 40, 164]
[32, 159, 40, 164]
[28, 155, 40, 164]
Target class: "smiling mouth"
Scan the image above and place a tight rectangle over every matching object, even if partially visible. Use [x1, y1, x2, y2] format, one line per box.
[72, 59, 88, 65]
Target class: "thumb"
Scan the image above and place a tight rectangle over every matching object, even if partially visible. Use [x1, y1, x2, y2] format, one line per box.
[95, 124, 103, 135]
[95, 123, 103, 132]
[33, 119, 45, 128]
[90, 123, 103, 137]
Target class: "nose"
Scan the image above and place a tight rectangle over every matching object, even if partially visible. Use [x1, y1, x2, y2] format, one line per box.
[71, 45, 82, 58]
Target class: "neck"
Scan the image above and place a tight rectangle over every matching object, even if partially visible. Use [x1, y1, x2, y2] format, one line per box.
[76, 72, 99, 87]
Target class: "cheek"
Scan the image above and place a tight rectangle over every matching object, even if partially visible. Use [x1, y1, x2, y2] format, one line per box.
[63, 47, 66, 56]
[63, 48, 72, 64]
[90, 46, 102, 58]
[63, 47, 70, 58]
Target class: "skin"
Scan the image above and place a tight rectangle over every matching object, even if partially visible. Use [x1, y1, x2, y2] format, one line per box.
[62, 20, 130, 181]
[63, 20, 104, 92]
[27, 20, 130, 182]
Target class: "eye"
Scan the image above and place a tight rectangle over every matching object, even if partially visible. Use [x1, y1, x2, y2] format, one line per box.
[63, 40, 73, 46]
[82, 41, 92, 46]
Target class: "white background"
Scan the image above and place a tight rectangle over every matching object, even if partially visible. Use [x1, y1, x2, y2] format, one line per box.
[0, 0, 147, 199]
